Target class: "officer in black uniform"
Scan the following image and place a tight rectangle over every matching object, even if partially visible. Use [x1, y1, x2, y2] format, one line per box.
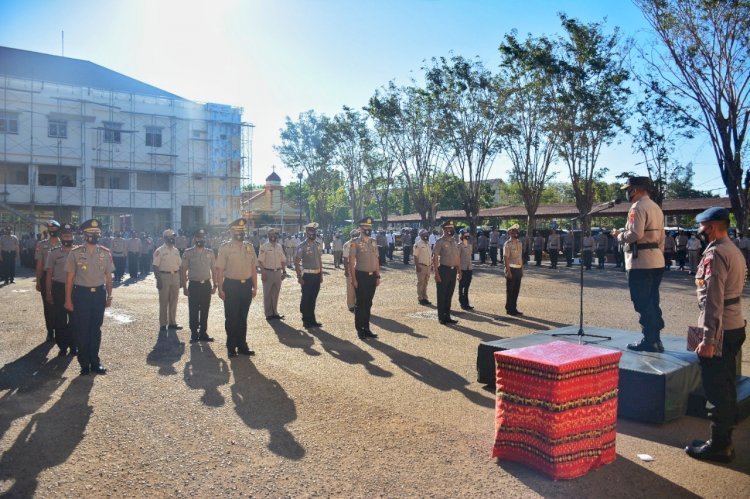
[349, 217, 380, 339]
[64, 219, 114, 375]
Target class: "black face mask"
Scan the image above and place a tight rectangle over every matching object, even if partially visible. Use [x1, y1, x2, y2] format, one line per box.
[234, 232, 245, 241]
[86, 234, 99, 245]
[625, 189, 634, 203]
[166, 237, 176, 245]
[421, 234, 428, 240]
[697, 226, 710, 244]
[307, 233, 316, 240]
[362, 229, 372, 237]
[446, 230, 454, 237]
[270, 236, 278, 243]
[61, 239, 74, 247]
[195, 239, 205, 247]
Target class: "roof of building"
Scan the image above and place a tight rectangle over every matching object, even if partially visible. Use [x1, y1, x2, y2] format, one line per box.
[0, 46, 184, 100]
[266, 171, 281, 182]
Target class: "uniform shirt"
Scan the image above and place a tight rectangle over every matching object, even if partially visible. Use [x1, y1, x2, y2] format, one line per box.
[617, 194, 665, 270]
[676, 234, 689, 249]
[695, 236, 746, 352]
[498, 233, 509, 248]
[459, 243, 473, 271]
[562, 233, 572, 249]
[153, 245, 182, 272]
[181, 246, 216, 282]
[350, 236, 379, 272]
[533, 236, 545, 251]
[663, 235, 676, 253]
[433, 236, 460, 267]
[414, 238, 431, 265]
[127, 237, 142, 253]
[582, 236, 595, 251]
[216, 241, 257, 280]
[258, 241, 286, 270]
[386, 233, 395, 245]
[504, 238, 523, 268]
[64, 245, 114, 286]
[46, 246, 72, 283]
[596, 233, 608, 251]
[35, 239, 57, 265]
[477, 234, 489, 250]
[687, 237, 702, 251]
[375, 233, 387, 248]
[141, 237, 154, 254]
[402, 233, 412, 247]
[175, 235, 188, 251]
[111, 237, 127, 256]
[0, 234, 19, 251]
[489, 231, 499, 246]
[296, 239, 323, 270]
[99, 235, 113, 249]
[547, 233, 561, 250]
[331, 238, 344, 252]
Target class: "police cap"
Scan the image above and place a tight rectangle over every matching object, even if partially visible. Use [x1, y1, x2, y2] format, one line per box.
[304, 222, 319, 230]
[229, 218, 248, 232]
[46, 220, 61, 233]
[358, 217, 373, 227]
[620, 176, 652, 190]
[194, 229, 206, 237]
[441, 220, 454, 229]
[163, 229, 176, 238]
[695, 207, 730, 223]
[80, 219, 102, 234]
[60, 223, 74, 234]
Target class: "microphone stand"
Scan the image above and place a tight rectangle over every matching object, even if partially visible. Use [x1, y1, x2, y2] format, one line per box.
[553, 202, 615, 343]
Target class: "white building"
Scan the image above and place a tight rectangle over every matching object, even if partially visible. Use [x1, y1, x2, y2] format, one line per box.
[0, 46, 251, 234]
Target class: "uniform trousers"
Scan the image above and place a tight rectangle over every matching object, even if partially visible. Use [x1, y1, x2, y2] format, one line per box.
[188, 280, 212, 337]
[333, 250, 343, 268]
[478, 248, 487, 263]
[223, 278, 253, 350]
[676, 248, 687, 269]
[128, 252, 139, 278]
[286, 248, 295, 268]
[378, 247, 386, 265]
[158, 272, 180, 326]
[39, 278, 54, 336]
[388, 243, 395, 260]
[582, 249, 593, 269]
[354, 270, 377, 331]
[50, 281, 74, 350]
[627, 267, 665, 343]
[699, 327, 746, 437]
[416, 263, 430, 301]
[262, 269, 282, 317]
[300, 273, 321, 325]
[597, 249, 606, 268]
[548, 248, 559, 268]
[1, 250, 16, 282]
[436, 265, 457, 321]
[489, 246, 498, 265]
[112, 255, 126, 281]
[564, 247, 573, 266]
[505, 267, 523, 313]
[72, 285, 106, 369]
[458, 269, 472, 307]
[139, 252, 152, 275]
[403, 245, 411, 264]
[688, 250, 700, 273]
[345, 269, 356, 309]
[534, 249, 543, 266]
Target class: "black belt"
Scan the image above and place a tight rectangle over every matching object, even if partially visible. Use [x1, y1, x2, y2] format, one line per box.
[263, 268, 282, 271]
[725, 297, 740, 306]
[160, 270, 178, 274]
[224, 277, 251, 284]
[189, 279, 211, 284]
[638, 242, 660, 250]
[74, 285, 104, 292]
[439, 265, 457, 270]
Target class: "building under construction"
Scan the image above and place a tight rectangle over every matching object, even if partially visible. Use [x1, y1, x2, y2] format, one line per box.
[0, 46, 253, 234]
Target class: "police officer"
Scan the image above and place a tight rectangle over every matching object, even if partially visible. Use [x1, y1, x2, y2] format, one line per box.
[615, 176, 666, 353]
[547, 229, 561, 269]
[180, 229, 217, 343]
[64, 219, 113, 375]
[36, 220, 61, 342]
[458, 229, 474, 310]
[687, 232, 702, 275]
[433, 221, 461, 325]
[258, 228, 288, 320]
[45, 223, 76, 356]
[350, 217, 380, 339]
[331, 232, 344, 269]
[562, 230, 574, 267]
[414, 229, 432, 305]
[0, 226, 20, 284]
[216, 218, 258, 357]
[402, 229, 412, 265]
[532, 231, 544, 266]
[295, 222, 323, 329]
[686, 207, 746, 463]
[596, 230, 608, 269]
[140, 232, 154, 276]
[126, 231, 142, 279]
[111, 231, 127, 282]
[153, 229, 183, 331]
[488, 227, 499, 266]
[504, 224, 524, 316]
[343, 229, 359, 312]
[284, 233, 298, 269]
[375, 230, 387, 265]
[581, 231, 595, 270]
[676, 230, 689, 271]
[174, 229, 188, 257]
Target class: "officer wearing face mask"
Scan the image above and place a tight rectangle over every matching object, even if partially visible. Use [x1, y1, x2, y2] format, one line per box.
[295, 222, 324, 329]
[414, 228, 432, 305]
[349, 217, 380, 340]
[152, 229, 183, 332]
[258, 228, 288, 320]
[432, 220, 461, 325]
[64, 219, 114, 375]
[615, 176, 666, 353]
[36, 220, 61, 342]
[111, 231, 127, 283]
[45, 223, 77, 356]
[181, 229, 217, 343]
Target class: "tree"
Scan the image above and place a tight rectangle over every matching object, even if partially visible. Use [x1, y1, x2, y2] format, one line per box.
[498, 32, 560, 233]
[635, 0, 750, 230]
[424, 55, 506, 230]
[552, 15, 630, 230]
[667, 163, 716, 199]
[366, 116, 401, 228]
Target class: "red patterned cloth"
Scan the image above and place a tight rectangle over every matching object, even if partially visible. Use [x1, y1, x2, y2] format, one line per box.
[492, 340, 622, 480]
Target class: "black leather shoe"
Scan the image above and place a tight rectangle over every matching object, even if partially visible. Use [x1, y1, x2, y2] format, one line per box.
[349, 307, 355, 312]
[439, 320, 447, 325]
[238, 347, 255, 356]
[446, 318, 459, 324]
[57, 348, 68, 357]
[46, 333, 54, 342]
[160, 325, 168, 331]
[190, 336, 199, 344]
[627, 339, 661, 353]
[357, 330, 367, 340]
[79, 367, 90, 375]
[655, 341, 665, 353]
[314, 322, 323, 327]
[685, 440, 735, 463]
[228, 349, 238, 358]
[168, 324, 183, 330]
[198, 335, 214, 342]
[91, 365, 107, 374]
[363, 330, 378, 338]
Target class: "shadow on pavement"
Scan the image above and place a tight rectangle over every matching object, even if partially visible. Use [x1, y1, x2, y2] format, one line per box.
[448, 322, 506, 343]
[307, 328, 392, 378]
[268, 320, 321, 356]
[184, 343, 229, 407]
[370, 315, 428, 339]
[0, 375, 93, 497]
[146, 327, 185, 376]
[230, 358, 305, 460]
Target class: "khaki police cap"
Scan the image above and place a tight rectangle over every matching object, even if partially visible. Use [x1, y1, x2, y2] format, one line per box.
[80, 219, 102, 234]
[304, 222, 319, 230]
[229, 218, 248, 231]
[163, 229, 176, 238]
[358, 217, 373, 227]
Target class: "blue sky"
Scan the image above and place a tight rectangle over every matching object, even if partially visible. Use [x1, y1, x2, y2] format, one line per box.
[0, 0, 724, 194]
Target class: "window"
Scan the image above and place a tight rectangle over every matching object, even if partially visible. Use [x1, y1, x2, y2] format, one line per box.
[0, 162, 28, 185]
[48, 120, 68, 139]
[94, 169, 129, 189]
[103, 121, 122, 144]
[137, 172, 169, 192]
[38, 166, 76, 187]
[145, 126, 162, 147]
[0, 111, 19, 134]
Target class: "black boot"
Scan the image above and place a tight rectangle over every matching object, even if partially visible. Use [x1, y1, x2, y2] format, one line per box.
[686, 429, 735, 463]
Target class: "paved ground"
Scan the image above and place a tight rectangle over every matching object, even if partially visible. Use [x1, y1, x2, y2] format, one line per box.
[0, 254, 749, 497]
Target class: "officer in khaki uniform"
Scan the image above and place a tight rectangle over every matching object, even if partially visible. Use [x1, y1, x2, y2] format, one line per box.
[547, 229, 561, 269]
[46, 223, 76, 356]
[350, 217, 380, 339]
[153, 229, 183, 331]
[181, 229, 217, 344]
[458, 229, 474, 310]
[615, 176, 666, 352]
[111, 232, 127, 282]
[686, 207, 746, 463]
[342, 229, 359, 312]
[216, 218, 258, 357]
[36, 220, 61, 342]
[258, 228, 288, 320]
[0, 226, 20, 284]
[504, 224, 524, 316]
[414, 229, 432, 305]
[295, 222, 324, 329]
[64, 219, 114, 375]
[126, 232, 142, 279]
[433, 220, 461, 325]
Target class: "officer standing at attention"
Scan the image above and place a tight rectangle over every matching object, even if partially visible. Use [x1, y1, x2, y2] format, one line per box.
[140, 233, 154, 276]
[284, 233, 298, 269]
[110, 231, 127, 283]
[676, 229, 689, 271]
[0, 226, 20, 284]
[64, 219, 113, 375]
[216, 218, 258, 357]
[153, 229, 183, 331]
[126, 231, 142, 279]
[295, 222, 324, 329]
[376, 230, 387, 266]
[596, 230, 609, 269]
[45, 223, 77, 356]
[581, 231, 595, 270]
[350, 217, 380, 340]
[458, 229, 474, 310]
[547, 229, 561, 269]
[433, 221, 461, 325]
[685, 207, 746, 463]
[402, 229, 412, 264]
[533, 231, 545, 266]
[258, 228, 288, 320]
[343, 229, 359, 312]
[562, 230, 574, 267]
[36, 220, 61, 342]
[180, 229, 217, 344]
[331, 232, 344, 269]
[503, 224, 524, 316]
[687, 232, 702, 275]
[414, 229, 432, 305]
[615, 176, 666, 352]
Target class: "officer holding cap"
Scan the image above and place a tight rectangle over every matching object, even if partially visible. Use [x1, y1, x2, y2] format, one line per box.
[46, 223, 77, 356]
[432, 220, 461, 325]
[350, 217, 380, 339]
[295, 222, 324, 328]
[64, 219, 113, 375]
[36, 220, 61, 342]
[153, 229, 183, 331]
[258, 228, 288, 320]
[615, 176, 666, 352]
[685, 207, 746, 463]
[216, 218, 258, 357]
[180, 229, 217, 343]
